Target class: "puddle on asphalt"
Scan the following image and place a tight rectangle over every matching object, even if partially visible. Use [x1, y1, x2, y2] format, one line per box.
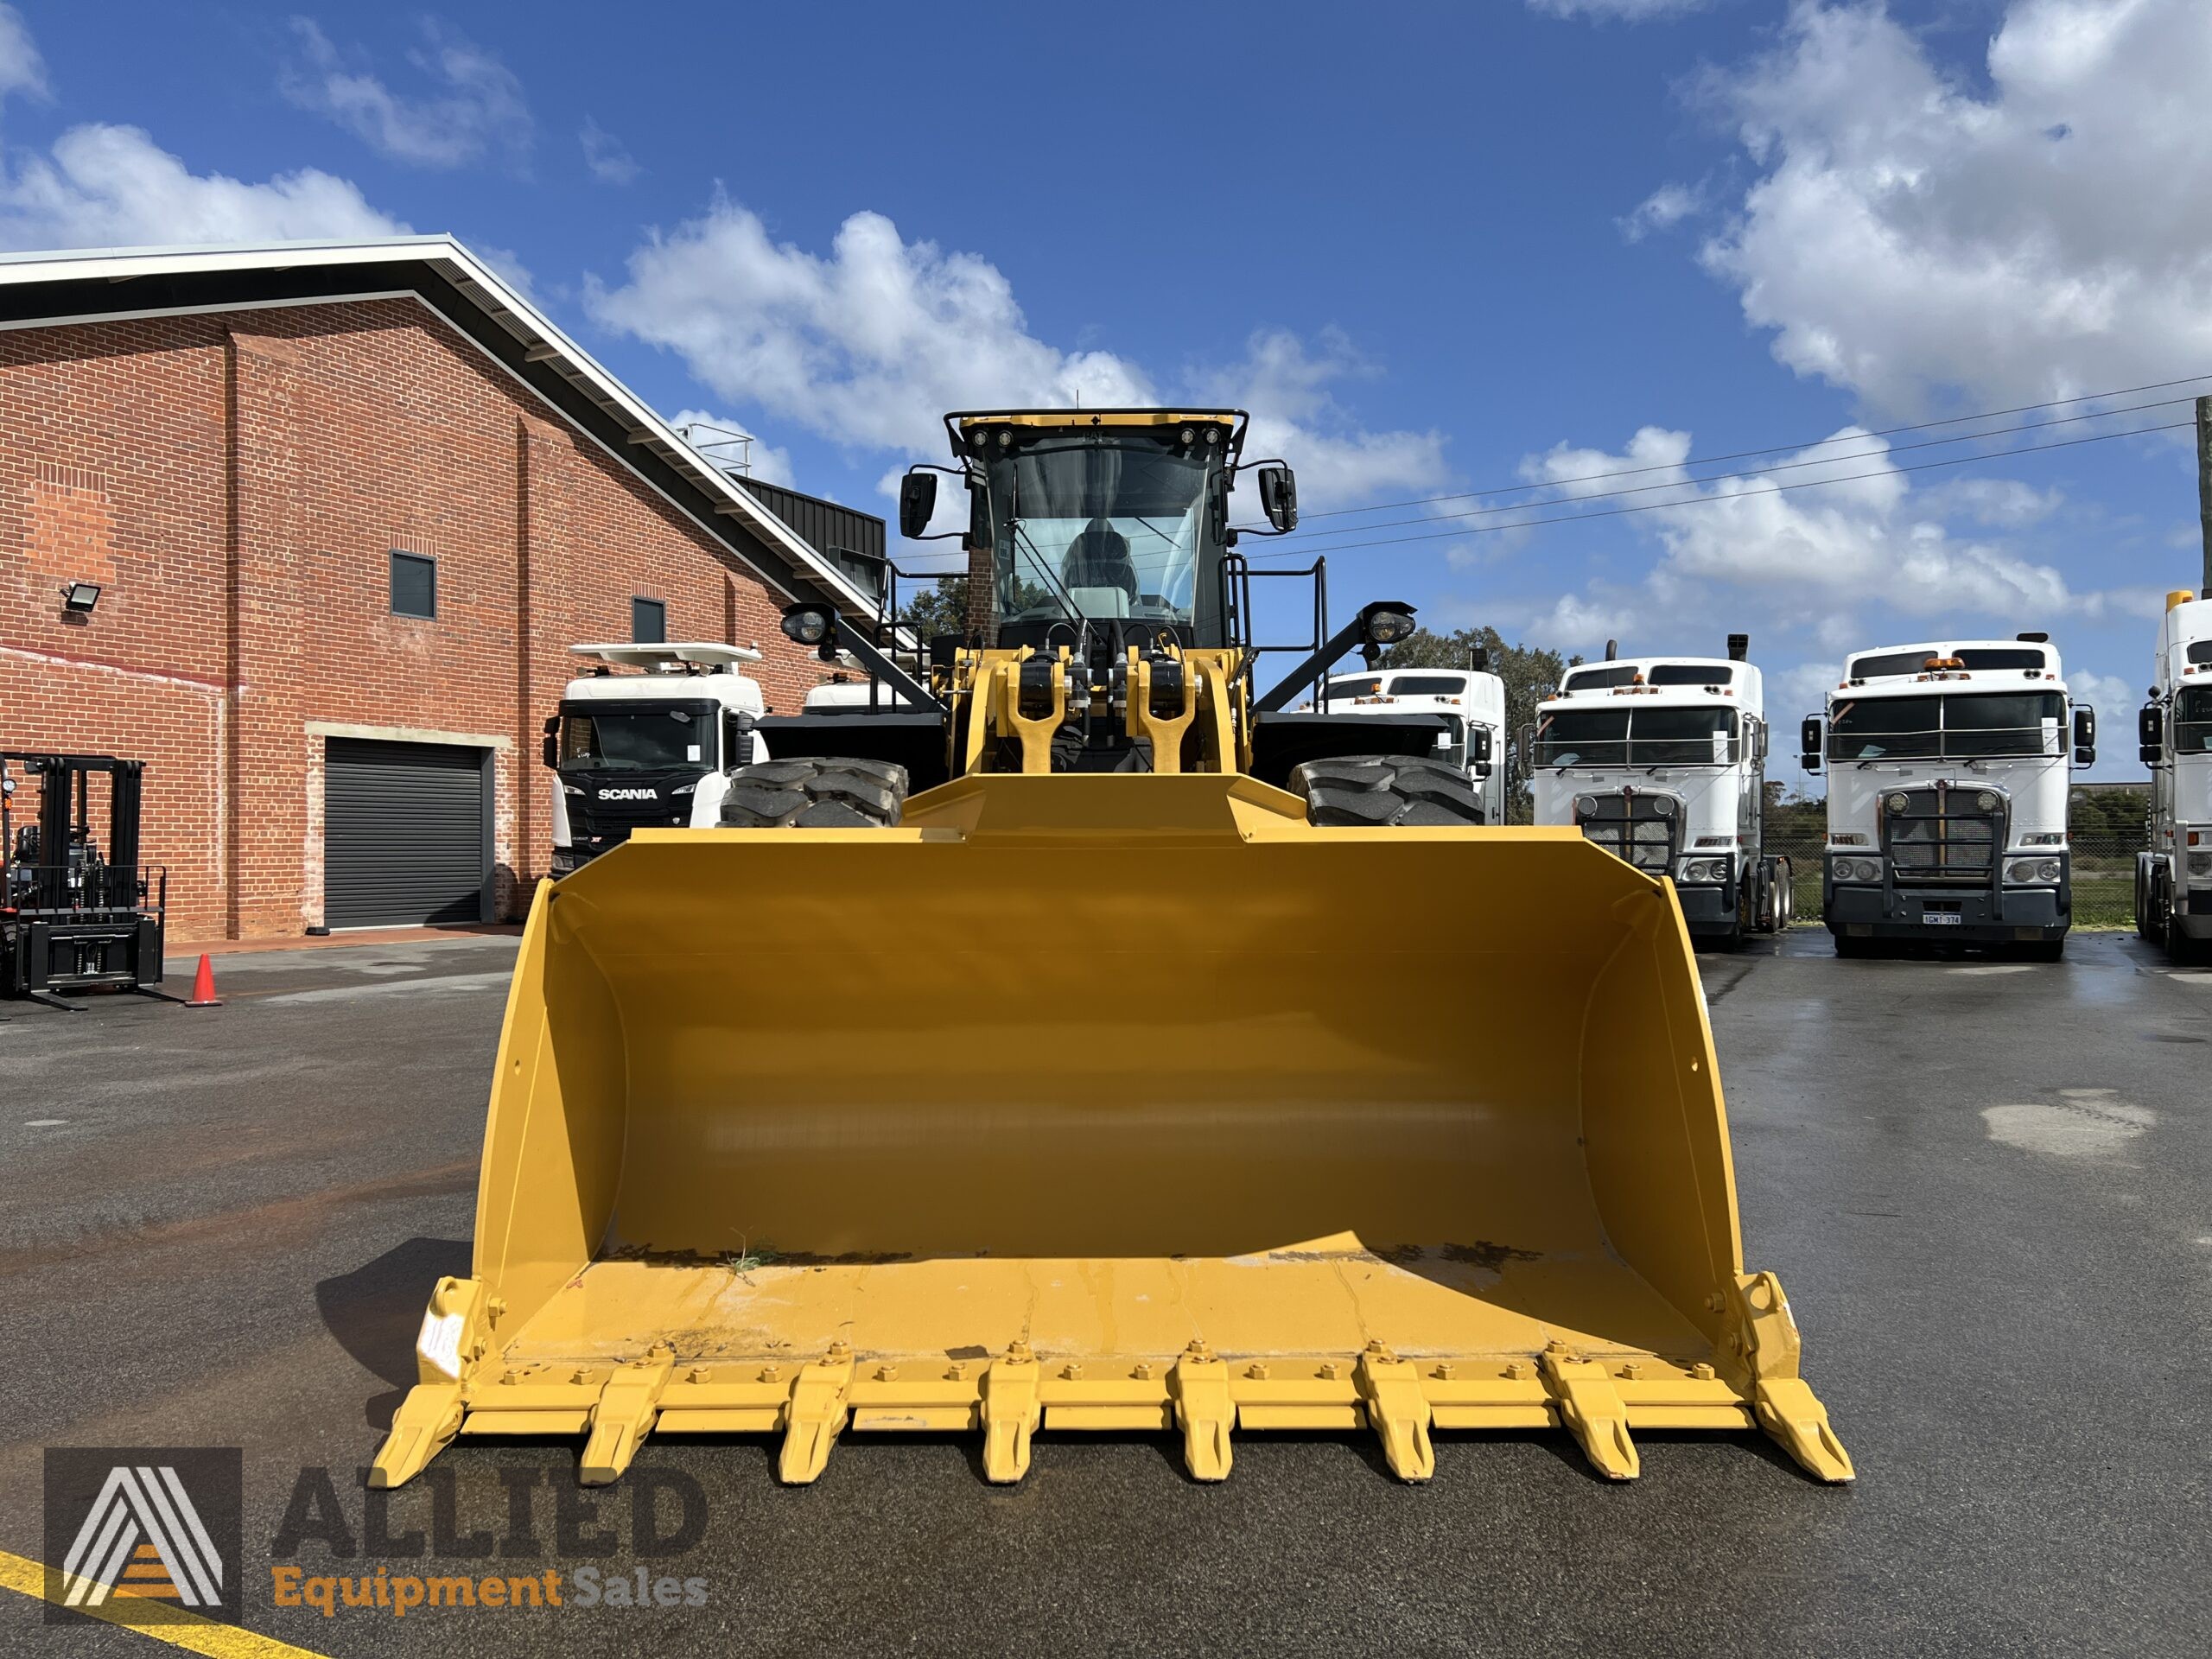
[1981, 1088, 2153, 1160]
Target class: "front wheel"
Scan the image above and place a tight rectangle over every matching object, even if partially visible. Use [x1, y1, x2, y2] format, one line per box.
[1288, 755, 1485, 827]
[719, 758, 908, 829]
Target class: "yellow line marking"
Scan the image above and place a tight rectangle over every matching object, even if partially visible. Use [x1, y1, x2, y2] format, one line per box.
[0, 1548, 329, 1659]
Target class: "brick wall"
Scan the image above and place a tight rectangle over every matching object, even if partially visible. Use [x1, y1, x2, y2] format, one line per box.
[0, 298, 836, 943]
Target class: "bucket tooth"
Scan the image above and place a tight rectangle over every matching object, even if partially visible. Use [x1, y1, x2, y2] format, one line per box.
[1171, 1344, 1234, 1483]
[981, 1344, 1043, 1484]
[777, 1345, 855, 1485]
[368, 1382, 464, 1491]
[1355, 1343, 1435, 1482]
[579, 1349, 673, 1485]
[1541, 1347, 1640, 1481]
[1754, 1377, 1855, 1484]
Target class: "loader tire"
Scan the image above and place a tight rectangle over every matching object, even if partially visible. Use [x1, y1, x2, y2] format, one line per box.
[719, 757, 907, 829]
[1289, 755, 1486, 829]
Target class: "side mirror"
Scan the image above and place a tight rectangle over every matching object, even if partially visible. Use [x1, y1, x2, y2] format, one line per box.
[1469, 727, 1494, 766]
[1800, 715, 1824, 774]
[1752, 718, 1770, 762]
[2072, 704, 2096, 766]
[1256, 464, 1299, 533]
[724, 710, 758, 770]
[2139, 702, 2163, 766]
[541, 714, 559, 736]
[1517, 723, 1537, 767]
[541, 734, 558, 770]
[899, 470, 938, 540]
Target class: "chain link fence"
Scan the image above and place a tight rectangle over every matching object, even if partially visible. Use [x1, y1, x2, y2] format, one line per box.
[1764, 817, 2146, 931]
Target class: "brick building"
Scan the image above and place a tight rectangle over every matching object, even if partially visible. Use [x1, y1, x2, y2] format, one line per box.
[0, 238, 880, 943]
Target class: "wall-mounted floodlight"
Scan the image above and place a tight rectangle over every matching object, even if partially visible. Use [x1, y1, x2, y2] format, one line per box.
[60, 582, 102, 614]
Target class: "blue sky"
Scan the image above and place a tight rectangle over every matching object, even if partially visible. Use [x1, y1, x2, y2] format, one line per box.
[4, 0, 2208, 783]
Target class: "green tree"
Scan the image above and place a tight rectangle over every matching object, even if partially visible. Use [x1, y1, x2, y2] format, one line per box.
[893, 575, 967, 644]
[1376, 625, 1579, 822]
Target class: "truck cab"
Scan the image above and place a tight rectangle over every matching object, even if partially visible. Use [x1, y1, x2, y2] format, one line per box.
[2136, 590, 2212, 961]
[1528, 639, 1785, 943]
[1315, 664, 1507, 823]
[1803, 634, 2094, 958]
[546, 643, 766, 875]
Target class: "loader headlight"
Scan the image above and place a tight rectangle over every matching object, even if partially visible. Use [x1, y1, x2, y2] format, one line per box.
[780, 604, 834, 647]
[1358, 606, 1416, 647]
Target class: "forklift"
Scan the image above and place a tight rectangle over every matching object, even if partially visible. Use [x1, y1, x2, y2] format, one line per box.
[2, 753, 171, 1009]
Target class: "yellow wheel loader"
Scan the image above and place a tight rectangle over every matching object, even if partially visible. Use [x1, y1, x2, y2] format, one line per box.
[372, 409, 1851, 1491]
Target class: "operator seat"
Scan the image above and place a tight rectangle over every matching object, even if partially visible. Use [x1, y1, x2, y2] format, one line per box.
[1062, 522, 1137, 618]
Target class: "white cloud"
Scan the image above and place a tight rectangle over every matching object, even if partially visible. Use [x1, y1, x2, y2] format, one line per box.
[1918, 476, 2064, 529]
[0, 122, 407, 251]
[282, 17, 531, 171]
[1529, 0, 1707, 19]
[1619, 181, 1703, 243]
[0, 3, 48, 106]
[1700, 0, 2212, 412]
[580, 117, 638, 185]
[588, 200, 1446, 509]
[2069, 669, 2139, 746]
[1522, 423, 2104, 620]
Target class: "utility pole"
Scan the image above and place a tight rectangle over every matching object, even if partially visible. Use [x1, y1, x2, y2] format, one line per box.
[2197, 395, 2212, 596]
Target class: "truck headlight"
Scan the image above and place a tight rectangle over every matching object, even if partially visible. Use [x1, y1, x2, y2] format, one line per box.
[2037, 858, 2062, 883]
[2189, 850, 2212, 880]
[2005, 859, 2063, 884]
[1679, 859, 1725, 883]
[1834, 856, 1879, 884]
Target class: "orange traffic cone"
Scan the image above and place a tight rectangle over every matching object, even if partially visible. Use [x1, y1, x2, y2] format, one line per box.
[185, 952, 220, 1007]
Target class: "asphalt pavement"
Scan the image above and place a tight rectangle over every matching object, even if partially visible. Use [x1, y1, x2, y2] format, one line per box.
[1, 928, 2206, 1656]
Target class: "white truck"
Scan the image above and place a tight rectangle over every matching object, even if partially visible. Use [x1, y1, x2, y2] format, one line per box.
[543, 642, 766, 875]
[2134, 588, 2212, 963]
[1528, 634, 1789, 944]
[1318, 660, 1508, 822]
[1802, 633, 2094, 959]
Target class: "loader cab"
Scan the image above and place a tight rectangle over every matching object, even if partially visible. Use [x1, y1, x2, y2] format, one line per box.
[548, 643, 765, 874]
[945, 411, 1249, 652]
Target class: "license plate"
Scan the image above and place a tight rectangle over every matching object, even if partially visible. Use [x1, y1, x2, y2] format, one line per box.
[1922, 912, 1962, 926]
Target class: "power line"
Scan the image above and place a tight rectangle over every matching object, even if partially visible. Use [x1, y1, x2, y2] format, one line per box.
[1298, 372, 2212, 521]
[1245, 417, 2194, 561]
[1272, 395, 2196, 550]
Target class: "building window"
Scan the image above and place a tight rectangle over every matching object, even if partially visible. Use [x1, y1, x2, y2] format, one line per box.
[632, 596, 666, 644]
[391, 551, 436, 620]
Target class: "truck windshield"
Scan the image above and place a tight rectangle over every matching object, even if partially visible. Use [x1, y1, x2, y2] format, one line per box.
[2176, 686, 2212, 753]
[1535, 707, 1738, 767]
[981, 428, 1224, 645]
[559, 703, 715, 770]
[1827, 691, 2064, 760]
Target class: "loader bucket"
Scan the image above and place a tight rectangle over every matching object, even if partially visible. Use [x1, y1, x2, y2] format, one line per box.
[371, 772, 1850, 1491]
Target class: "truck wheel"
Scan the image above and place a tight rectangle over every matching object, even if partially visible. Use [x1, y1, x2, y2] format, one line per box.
[719, 758, 908, 829]
[1289, 755, 1485, 827]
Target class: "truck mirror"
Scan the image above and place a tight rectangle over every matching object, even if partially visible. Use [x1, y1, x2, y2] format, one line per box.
[1469, 727, 1493, 765]
[1256, 465, 1299, 533]
[541, 714, 559, 736]
[2072, 705, 2096, 766]
[1517, 723, 1536, 766]
[898, 470, 938, 540]
[2138, 702, 2162, 766]
[541, 734, 558, 770]
[1800, 715, 1824, 773]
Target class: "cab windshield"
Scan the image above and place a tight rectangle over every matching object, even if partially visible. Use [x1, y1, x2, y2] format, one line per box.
[1827, 692, 2063, 760]
[1535, 706, 1738, 767]
[559, 702, 715, 771]
[980, 427, 1225, 646]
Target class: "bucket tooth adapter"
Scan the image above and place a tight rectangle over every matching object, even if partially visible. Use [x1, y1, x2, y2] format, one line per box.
[373, 408, 1852, 1491]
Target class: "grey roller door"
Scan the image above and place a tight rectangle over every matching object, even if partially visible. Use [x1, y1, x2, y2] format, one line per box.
[325, 739, 489, 927]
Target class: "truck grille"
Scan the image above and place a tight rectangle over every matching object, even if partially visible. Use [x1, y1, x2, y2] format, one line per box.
[1881, 783, 2002, 883]
[1574, 792, 1681, 875]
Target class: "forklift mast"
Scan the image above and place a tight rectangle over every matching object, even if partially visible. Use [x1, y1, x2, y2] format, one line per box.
[2, 753, 168, 1008]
